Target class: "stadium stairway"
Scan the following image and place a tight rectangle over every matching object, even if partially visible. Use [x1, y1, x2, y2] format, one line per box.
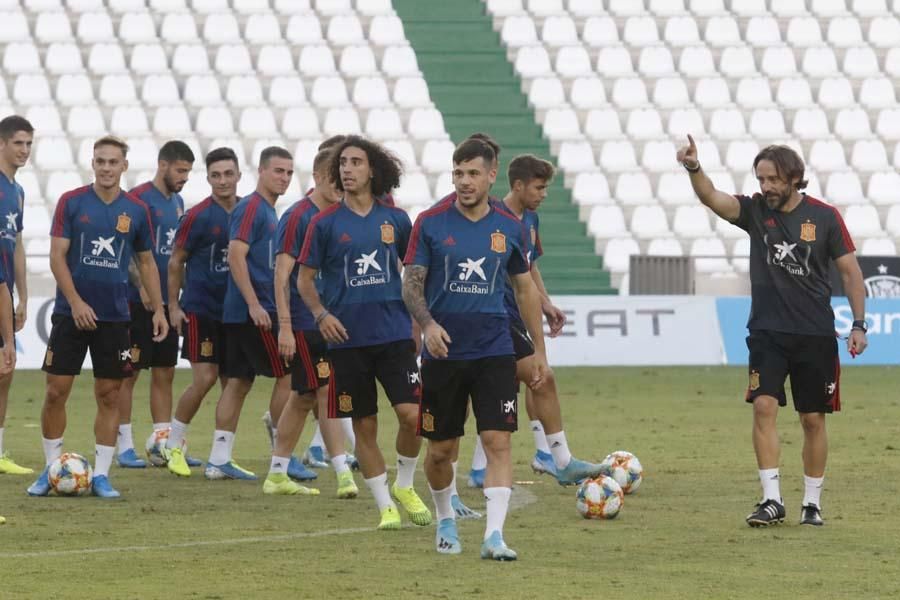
[393, 0, 615, 295]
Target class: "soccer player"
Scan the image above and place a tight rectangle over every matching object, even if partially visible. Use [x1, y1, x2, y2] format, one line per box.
[0, 115, 32, 475]
[402, 138, 549, 559]
[115, 141, 195, 468]
[270, 147, 357, 498]
[298, 135, 430, 529]
[677, 137, 868, 527]
[28, 136, 169, 498]
[162, 147, 240, 476]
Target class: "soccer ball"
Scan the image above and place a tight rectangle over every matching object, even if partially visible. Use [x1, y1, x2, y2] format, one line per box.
[145, 428, 171, 467]
[576, 476, 624, 520]
[48, 453, 93, 496]
[601, 450, 643, 494]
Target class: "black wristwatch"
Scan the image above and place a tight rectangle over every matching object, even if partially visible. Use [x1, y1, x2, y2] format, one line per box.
[851, 319, 867, 333]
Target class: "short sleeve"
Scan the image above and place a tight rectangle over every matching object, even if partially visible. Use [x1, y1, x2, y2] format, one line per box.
[276, 205, 305, 258]
[50, 194, 73, 238]
[298, 215, 326, 270]
[531, 213, 543, 262]
[133, 204, 154, 253]
[403, 214, 430, 267]
[394, 210, 413, 258]
[827, 207, 856, 259]
[15, 185, 23, 232]
[731, 194, 754, 232]
[174, 207, 204, 253]
[507, 224, 530, 276]
[230, 200, 256, 244]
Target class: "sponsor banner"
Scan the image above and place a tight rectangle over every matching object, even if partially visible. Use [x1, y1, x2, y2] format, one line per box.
[830, 256, 900, 298]
[544, 296, 725, 366]
[716, 297, 900, 365]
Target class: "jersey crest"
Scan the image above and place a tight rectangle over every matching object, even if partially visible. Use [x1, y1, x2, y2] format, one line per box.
[800, 221, 816, 242]
[490, 232, 506, 253]
[116, 213, 132, 234]
[380, 223, 395, 244]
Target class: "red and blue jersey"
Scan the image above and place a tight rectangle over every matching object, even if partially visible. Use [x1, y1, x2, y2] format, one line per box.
[50, 185, 154, 322]
[0, 172, 24, 295]
[299, 200, 412, 349]
[404, 202, 530, 360]
[276, 197, 321, 332]
[127, 181, 184, 306]
[222, 192, 278, 323]
[502, 207, 542, 325]
[173, 196, 231, 320]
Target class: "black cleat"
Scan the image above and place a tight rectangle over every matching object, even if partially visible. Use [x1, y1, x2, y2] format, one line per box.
[746, 499, 786, 527]
[800, 504, 824, 526]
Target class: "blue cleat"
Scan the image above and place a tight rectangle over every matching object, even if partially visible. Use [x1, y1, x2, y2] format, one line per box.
[26, 467, 51, 497]
[204, 461, 258, 480]
[451, 494, 482, 519]
[480, 530, 517, 561]
[531, 450, 557, 476]
[435, 518, 462, 554]
[287, 456, 318, 481]
[91, 475, 121, 498]
[467, 468, 485, 489]
[346, 452, 360, 471]
[185, 455, 203, 467]
[117, 448, 147, 469]
[302, 445, 329, 469]
[555, 457, 607, 487]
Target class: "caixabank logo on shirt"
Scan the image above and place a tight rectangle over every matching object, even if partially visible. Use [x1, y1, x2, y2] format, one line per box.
[764, 233, 811, 277]
[448, 256, 500, 295]
[1, 211, 18, 242]
[81, 233, 124, 269]
[346, 249, 387, 287]
[211, 245, 229, 273]
[156, 226, 177, 256]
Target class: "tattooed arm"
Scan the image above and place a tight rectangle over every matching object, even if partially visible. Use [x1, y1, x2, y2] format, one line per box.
[402, 264, 451, 359]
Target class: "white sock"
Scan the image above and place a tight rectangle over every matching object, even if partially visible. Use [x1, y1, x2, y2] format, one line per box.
[309, 423, 324, 449]
[94, 444, 115, 477]
[42, 436, 63, 467]
[208, 430, 234, 465]
[395, 453, 418, 488]
[759, 468, 781, 502]
[530, 420, 550, 454]
[430, 483, 455, 522]
[152, 422, 171, 432]
[545, 431, 573, 470]
[340, 418, 356, 451]
[331, 453, 350, 475]
[471, 436, 487, 471]
[117, 424, 134, 452]
[483, 487, 512, 540]
[365, 472, 395, 512]
[803, 475, 824, 508]
[269, 455, 289, 476]
[167, 418, 188, 450]
[0, 426, 4, 454]
[450, 461, 459, 497]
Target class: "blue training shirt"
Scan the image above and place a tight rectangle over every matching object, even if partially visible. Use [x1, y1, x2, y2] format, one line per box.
[276, 197, 322, 332]
[127, 181, 184, 306]
[502, 206, 542, 324]
[222, 192, 278, 324]
[404, 201, 530, 360]
[50, 185, 154, 322]
[0, 172, 23, 295]
[173, 196, 231, 321]
[299, 199, 412, 349]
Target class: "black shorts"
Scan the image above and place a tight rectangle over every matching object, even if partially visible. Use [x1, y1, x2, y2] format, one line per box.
[510, 317, 535, 361]
[128, 304, 179, 369]
[418, 355, 518, 440]
[180, 313, 225, 365]
[222, 316, 291, 381]
[42, 314, 133, 380]
[292, 329, 331, 394]
[745, 330, 841, 413]
[327, 339, 419, 419]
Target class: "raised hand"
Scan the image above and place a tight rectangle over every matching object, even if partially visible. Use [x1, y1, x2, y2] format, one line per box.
[676, 134, 699, 169]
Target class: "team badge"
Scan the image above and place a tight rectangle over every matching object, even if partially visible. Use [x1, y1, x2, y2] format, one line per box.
[130, 345, 141, 364]
[200, 339, 214, 357]
[316, 360, 331, 379]
[800, 221, 816, 242]
[338, 393, 353, 413]
[116, 213, 131, 234]
[422, 412, 435, 433]
[44, 350, 53, 367]
[380, 223, 395, 244]
[749, 370, 760, 391]
[490, 232, 506, 253]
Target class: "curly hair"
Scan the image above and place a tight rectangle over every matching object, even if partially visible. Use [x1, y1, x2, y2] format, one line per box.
[329, 135, 403, 198]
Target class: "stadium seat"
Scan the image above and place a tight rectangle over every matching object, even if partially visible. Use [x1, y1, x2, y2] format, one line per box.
[55, 74, 94, 106]
[596, 46, 634, 76]
[281, 107, 321, 139]
[802, 46, 839, 77]
[184, 75, 222, 107]
[35, 11, 73, 43]
[811, 0, 850, 15]
[327, 15, 365, 46]
[98, 74, 138, 105]
[527, 0, 564, 16]
[130, 44, 169, 75]
[110, 105, 150, 136]
[300, 45, 337, 76]
[369, 15, 405, 47]
[196, 106, 235, 137]
[735, 77, 773, 108]
[557, 141, 596, 172]
[731, 0, 766, 15]
[528, 77, 565, 109]
[868, 171, 900, 205]
[433, 172, 452, 198]
[45, 42, 84, 74]
[140, 76, 179, 107]
[381, 45, 419, 76]
[339, 45, 378, 76]
[161, 13, 198, 43]
[357, 0, 394, 16]
[89, 43, 128, 74]
[407, 108, 446, 141]
[25, 105, 63, 136]
[657, 171, 696, 206]
[663, 16, 700, 45]
[77, 11, 114, 43]
[886, 48, 900, 77]
[672, 205, 713, 237]
[203, 12, 241, 44]
[22, 207, 52, 240]
[886, 205, 900, 236]
[323, 107, 362, 136]
[709, 109, 747, 139]
[771, 0, 810, 16]
[420, 140, 455, 174]
[599, 141, 638, 172]
[365, 108, 404, 141]
[119, 12, 157, 43]
[394, 173, 431, 205]
[257, 45, 295, 76]
[827, 16, 863, 47]
[678, 45, 716, 77]
[792, 108, 831, 139]
[718, 45, 757, 77]
[630, 205, 670, 238]
[693, 77, 731, 108]
[542, 16, 578, 46]
[150, 0, 187, 10]
[843, 46, 880, 77]
[286, 14, 324, 43]
[273, 0, 313, 12]
[572, 172, 612, 206]
[725, 140, 761, 172]
[859, 77, 896, 109]
[748, 109, 787, 138]
[383, 140, 417, 170]
[787, 17, 824, 47]
[128, 138, 161, 170]
[215, 44, 253, 74]
[269, 76, 306, 108]
[543, 108, 582, 141]
[4, 43, 41, 75]
[652, 78, 690, 108]
[601, 237, 640, 273]
[761, 46, 798, 77]
[641, 140, 677, 172]
[310, 76, 349, 107]
[514, 46, 552, 77]
[649, 0, 687, 14]
[690, 238, 731, 273]
[638, 46, 675, 76]
[587, 206, 628, 238]
[704, 16, 740, 47]
[616, 172, 656, 205]
[868, 16, 900, 47]
[775, 78, 813, 108]
[152, 105, 192, 137]
[34, 137, 75, 170]
[316, 0, 353, 16]
[816, 77, 854, 109]
[486, 0, 524, 16]
[843, 205, 883, 237]
[239, 106, 278, 138]
[66, 106, 106, 137]
[851, 139, 889, 171]
[569, 0, 606, 17]
[555, 46, 592, 77]
[582, 16, 619, 46]
[611, 78, 648, 108]
[646, 237, 683, 256]
[570, 77, 607, 109]
[623, 16, 660, 46]
[825, 171, 867, 204]
[667, 108, 706, 137]
[626, 109, 664, 139]
[852, 0, 889, 16]
[350, 76, 389, 108]
[746, 16, 782, 47]
[172, 44, 211, 75]
[245, 14, 282, 44]
[45, 170, 82, 203]
[0, 11, 30, 43]
[584, 108, 622, 140]
[809, 140, 848, 171]
[860, 237, 897, 256]
[834, 108, 872, 140]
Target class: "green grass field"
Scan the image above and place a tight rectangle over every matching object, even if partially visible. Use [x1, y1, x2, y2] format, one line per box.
[1, 367, 899, 599]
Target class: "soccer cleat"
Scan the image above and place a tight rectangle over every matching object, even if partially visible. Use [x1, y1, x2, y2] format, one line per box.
[346, 452, 360, 470]
[302, 445, 329, 469]
[531, 450, 557, 476]
[480, 531, 517, 561]
[163, 447, 191, 477]
[746, 499, 786, 527]
[377, 505, 402, 530]
[263, 473, 320, 496]
[435, 518, 462, 555]
[451, 494, 482, 519]
[391, 483, 432, 526]
[800, 504, 824, 526]
[26, 467, 51, 496]
[91, 475, 121, 498]
[261, 411, 276, 450]
[204, 461, 258, 480]
[116, 448, 147, 469]
[336, 471, 358, 499]
[0, 452, 34, 474]
[555, 457, 607, 487]
[287, 456, 318, 481]
[185, 455, 203, 467]
[0, 515, 5, 525]
[467, 468, 485, 489]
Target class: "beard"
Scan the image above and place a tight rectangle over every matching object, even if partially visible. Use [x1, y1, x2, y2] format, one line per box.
[764, 189, 791, 210]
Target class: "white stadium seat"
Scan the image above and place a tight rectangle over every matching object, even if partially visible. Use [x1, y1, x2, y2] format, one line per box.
[657, 171, 696, 206]
[599, 140, 638, 172]
[827, 16, 863, 47]
[184, 75, 222, 106]
[4, 43, 41, 74]
[311, 76, 349, 107]
[257, 45, 295, 76]
[528, 0, 564, 16]
[569, 0, 606, 17]
[514, 46, 552, 77]
[542, 16, 578, 46]
[239, 107, 279, 138]
[802, 46, 839, 77]
[679, 45, 716, 77]
[731, 0, 766, 15]
[89, 43, 128, 74]
[596, 46, 634, 77]
[746, 16, 782, 47]
[354, 76, 391, 108]
[859, 77, 897, 109]
[792, 108, 831, 139]
[172, 44, 211, 75]
[718, 45, 757, 77]
[286, 14, 324, 44]
[843, 205, 883, 238]
[572, 173, 611, 206]
[300, 45, 337, 76]
[611, 78, 648, 108]
[787, 17, 824, 46]
[690, 238, 731, 273]
[245, 14, 282, 44]
[886, 206, 900, 237]
[652, 78, 690, 108]
[0, 11, 30, 43]
[152, 105, 192, 136]
[602, 238, 640, 273]
[667, 108, 706, 137]
[357, 0, 394, 16]
[704, 16, 740, 47]
[269, 76, 306, 108]
[77, 11, 115, 43]
[825, 171, 867, 204]
[735, 77, 773, 108]
[584, 109, 622, 140]
[26, 105, 63, 135]
[630, 205, 670, 238]
[46, 43, 84, 74]
[749, 109, 787, 139]
[647, 238, 683, 256]
[370, 15, 406, 46]
[327, 15, 365, 46]
[196, 106, 235, 137]
[66, 106, 106, 137]
[119, 12, 158, 43]
[35, 11, 73, 43]
[693, 77, 730, 108]
[281, 107, 321, 139]
[99, 74, 138, 105]
[487, 0, 524, 15]
[664, 16, 699, 46]
[339, 45, 378, 77]
[860, 238, 896, 256]
[869, 16, 900, 48]
[161, 13, 198, 43]
[215, 44, 253, 75]
[131, 44, 169, 75]
[110, 105, 150, 136]
[364, 108, 404, 140]
[582, 16, 619, 47]
[34, 137, 75, 170]
[407, 108, 446, 141]
[638, 46, 675, 76]
[817, 77, 855, 109]
[56, 74, 95, 106]
[868, 171, 900, 205]
[672, 205, 713, 237]
[570, 77, 607, 109]
[555, 46, 592, 77]
[761, 46, 798, 77]
[381, 46, 419, 76]
[203, 12, 241, 44]
[45, 171, 82, 204]
[776, 78, 813, 108]
[616, 172, 655, 205]
[834, 108, 872, 140]
[709, 109, 747, 139]
[809, 140, 848, 171]
[557, 141, 596, 172]
[528, 77, 565, 109]
[543, 108, 582, 141]
[851, 140, 889, 171]
[623, 16, 660, 46]
[641, 140, 677, 172]
[725, 140, 761, 172]
[588, 206, 627, 238]
[420, 140, 455, 174]
[843, 46, 879, 77]
[384, 140, 417, 170]
[625, 108, 664, 139]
